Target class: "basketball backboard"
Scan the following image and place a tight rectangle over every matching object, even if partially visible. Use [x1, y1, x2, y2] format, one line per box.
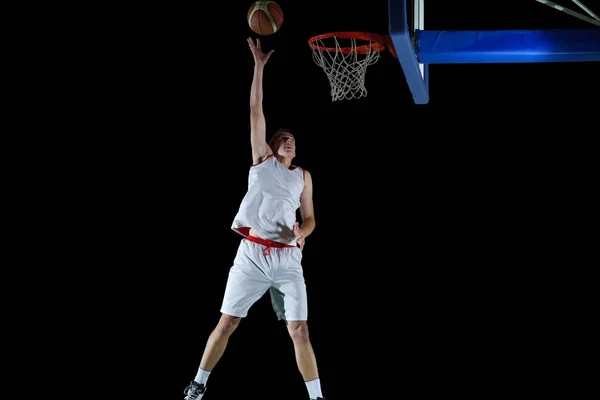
[388, 0, 600, 105]
[388, 0, 428, 104]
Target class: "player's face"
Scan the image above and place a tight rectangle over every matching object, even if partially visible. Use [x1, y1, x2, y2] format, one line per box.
[277, 135, 296, 158]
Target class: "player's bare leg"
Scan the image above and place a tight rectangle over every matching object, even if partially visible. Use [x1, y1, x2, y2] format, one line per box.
[184, 314, 241, 400]
[200, 314, 241, 370]
[288, 321, 325, 400]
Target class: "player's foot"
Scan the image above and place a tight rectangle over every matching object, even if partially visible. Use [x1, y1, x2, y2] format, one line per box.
[183, 381, 207, 400]
[311, 398, 326, 400]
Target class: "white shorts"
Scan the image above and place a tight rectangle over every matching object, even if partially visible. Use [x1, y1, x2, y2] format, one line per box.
[220, 237, 308, 321]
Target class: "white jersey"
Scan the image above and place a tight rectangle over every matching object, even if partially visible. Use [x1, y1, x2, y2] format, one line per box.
[232, 154, 305, 245]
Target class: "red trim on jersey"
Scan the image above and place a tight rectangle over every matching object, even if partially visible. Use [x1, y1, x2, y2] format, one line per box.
[250, 154, 300, 172]
[250, 154, 274, 168]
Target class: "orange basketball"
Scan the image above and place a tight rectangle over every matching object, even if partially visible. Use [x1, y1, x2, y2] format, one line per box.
[248, 1, 283, 36]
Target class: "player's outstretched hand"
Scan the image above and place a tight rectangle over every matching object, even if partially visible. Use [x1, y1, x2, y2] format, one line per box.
[247, 37, 274, 67]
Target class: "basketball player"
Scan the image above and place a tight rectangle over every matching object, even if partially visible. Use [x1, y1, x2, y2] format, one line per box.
[183, 37, 325, 400]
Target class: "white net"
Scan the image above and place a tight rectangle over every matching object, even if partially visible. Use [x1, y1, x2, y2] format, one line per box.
[310, 36, 382, 101]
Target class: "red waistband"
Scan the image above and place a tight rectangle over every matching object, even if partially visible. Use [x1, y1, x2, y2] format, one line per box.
[247, 235, 295, 248]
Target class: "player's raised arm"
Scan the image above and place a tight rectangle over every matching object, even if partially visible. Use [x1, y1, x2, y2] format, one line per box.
[247, 37, 274, 164]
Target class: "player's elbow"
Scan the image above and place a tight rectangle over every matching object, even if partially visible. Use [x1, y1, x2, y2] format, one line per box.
[250, 102, 262, 113]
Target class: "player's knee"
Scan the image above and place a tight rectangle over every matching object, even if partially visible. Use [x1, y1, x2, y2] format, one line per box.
[216, 314, 241, 337]
[287, 321, 309, 343]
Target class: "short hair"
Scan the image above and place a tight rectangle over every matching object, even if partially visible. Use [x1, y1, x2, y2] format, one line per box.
[268, 128, 295, 153]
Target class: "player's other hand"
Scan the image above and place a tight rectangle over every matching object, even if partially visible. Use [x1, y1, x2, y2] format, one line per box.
[247, 37, 274, 67]
[294, 222, 305, 251]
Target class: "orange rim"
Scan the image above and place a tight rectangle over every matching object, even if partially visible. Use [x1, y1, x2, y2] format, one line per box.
[308, 31, 389, 55]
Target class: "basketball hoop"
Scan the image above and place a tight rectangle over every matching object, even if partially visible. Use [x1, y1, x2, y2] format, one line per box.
[308, 32, 397, 101]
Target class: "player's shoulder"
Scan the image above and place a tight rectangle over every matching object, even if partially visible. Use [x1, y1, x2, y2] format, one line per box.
[292, 164, 309, 172]
[251, 153, 275, 167]
[300, 168, 312, 183]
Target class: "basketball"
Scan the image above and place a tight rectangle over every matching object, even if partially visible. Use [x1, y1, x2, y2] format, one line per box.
[248, 1, 283, 36]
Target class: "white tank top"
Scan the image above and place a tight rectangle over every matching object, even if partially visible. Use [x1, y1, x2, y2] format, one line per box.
[232, 154, 305, 245]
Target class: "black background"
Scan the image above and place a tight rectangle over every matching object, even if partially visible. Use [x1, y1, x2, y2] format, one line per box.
[61, 1, 598, 398]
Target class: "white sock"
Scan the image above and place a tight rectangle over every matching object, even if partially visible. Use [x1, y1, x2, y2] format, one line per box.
[305, 378, 323, 399]
[194, 368, 211, 386]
